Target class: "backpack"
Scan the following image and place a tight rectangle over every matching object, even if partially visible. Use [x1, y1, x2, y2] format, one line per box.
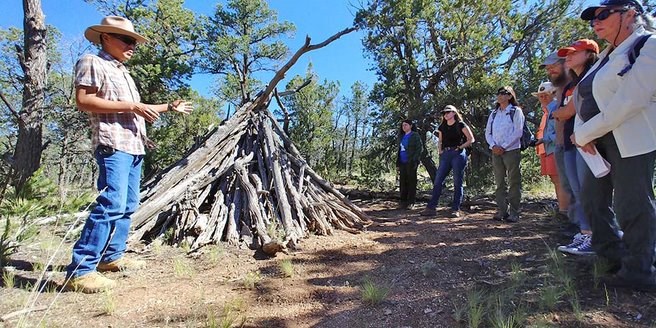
[491, 107, 534, 151]
[618, 34, 651, 77]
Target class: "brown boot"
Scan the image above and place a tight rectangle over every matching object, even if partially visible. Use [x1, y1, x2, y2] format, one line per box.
[63, 272, 116, 293]
[97, 257, 145, 272]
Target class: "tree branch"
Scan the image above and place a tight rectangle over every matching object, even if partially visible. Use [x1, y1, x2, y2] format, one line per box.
[254, 26, 357, 108]
[277, 78, 313, 97]
[0, 90, 20, 120]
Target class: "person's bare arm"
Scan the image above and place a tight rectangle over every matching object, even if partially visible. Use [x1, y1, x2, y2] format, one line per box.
[75, 86, 193, 122]
[552, 101, 575, 121]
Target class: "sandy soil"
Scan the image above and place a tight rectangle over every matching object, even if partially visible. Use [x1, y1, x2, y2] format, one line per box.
[2, 198, 656, 327]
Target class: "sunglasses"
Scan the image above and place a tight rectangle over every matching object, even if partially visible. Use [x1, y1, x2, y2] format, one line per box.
[589, 8, 627, 26]
[497, 91, 511, 96]
[108, 33, 137, 46]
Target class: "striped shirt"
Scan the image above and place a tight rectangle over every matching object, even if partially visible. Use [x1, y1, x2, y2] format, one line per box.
[74, 50, 147, 155]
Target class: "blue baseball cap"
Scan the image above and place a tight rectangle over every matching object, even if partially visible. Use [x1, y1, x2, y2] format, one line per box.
[539, 51, 562, 68]
[581, 0, 645, 20]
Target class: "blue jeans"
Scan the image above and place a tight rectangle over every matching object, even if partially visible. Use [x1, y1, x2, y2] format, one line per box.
[555, 145, 574, 218]
[67, 147, 143, 278]
[427, 149, 467, 210]
[563, 148, 591, 231]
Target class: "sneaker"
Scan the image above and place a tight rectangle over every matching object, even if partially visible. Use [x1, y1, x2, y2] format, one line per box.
[63, 272, 116, 293]
[420, 208, 437, 216]
[451, 210, 461, 218]
[557, 233, 585, 252]
[505, 213, 519, 223]
[493, 212, 509, 221]
[97, 257, 145, 272]
[566, 234, 595, 256]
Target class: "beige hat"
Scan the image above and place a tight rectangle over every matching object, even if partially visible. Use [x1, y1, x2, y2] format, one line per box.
[84, 16, 148, 45]
[441, 105, 458, 113]
[531, 81, 557, 97]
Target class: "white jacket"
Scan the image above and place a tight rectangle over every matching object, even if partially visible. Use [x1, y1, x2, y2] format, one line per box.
[574, 27, 656, 158]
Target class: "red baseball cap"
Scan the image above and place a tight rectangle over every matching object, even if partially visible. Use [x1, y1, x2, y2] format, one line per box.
[557, 39, 600, 57]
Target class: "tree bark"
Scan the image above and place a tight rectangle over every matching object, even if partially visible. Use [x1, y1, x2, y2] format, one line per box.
[12, 0, 47, 191]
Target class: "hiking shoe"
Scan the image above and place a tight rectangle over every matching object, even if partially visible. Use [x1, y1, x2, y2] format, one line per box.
[505, 214, 519, 223]
[63, 272, 116, 293]
[420, 208, 437, 216]
[493, 212, 509, 221]
[557, 233, 585, 252]
[567, 234, 595, 256]
[97, 257, 145, 272]
[450, 210, 461, 218]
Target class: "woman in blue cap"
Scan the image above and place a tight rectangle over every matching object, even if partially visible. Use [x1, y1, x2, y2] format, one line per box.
[573, 0, 656, 291]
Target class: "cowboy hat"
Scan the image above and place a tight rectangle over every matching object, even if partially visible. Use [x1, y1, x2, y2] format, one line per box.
[84, 16, 148, 45]
[531, 81, 557, 97]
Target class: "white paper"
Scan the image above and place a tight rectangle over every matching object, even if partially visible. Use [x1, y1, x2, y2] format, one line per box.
[577, 146, 611, 178]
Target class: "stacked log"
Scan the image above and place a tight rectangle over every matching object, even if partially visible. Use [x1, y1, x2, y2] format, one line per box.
[127, 27, 371, 253]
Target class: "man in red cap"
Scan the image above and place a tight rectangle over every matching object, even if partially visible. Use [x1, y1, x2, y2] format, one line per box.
[64, 16, 193, 293]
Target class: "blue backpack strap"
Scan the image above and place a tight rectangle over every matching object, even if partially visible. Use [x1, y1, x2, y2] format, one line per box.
[618, 34, 651, 77]
[509, 106, 517, 123]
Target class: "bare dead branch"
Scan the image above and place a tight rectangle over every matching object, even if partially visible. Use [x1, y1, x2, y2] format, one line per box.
[278, 78, 313, 97]
[0, 90, 20, 120]
[254, 27, 357, 108]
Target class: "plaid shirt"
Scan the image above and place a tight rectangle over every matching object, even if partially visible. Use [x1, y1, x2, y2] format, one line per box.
[74, 50, 147, 155]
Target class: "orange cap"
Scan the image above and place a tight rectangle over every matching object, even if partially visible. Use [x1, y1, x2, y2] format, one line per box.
[557, 39, 600, 57]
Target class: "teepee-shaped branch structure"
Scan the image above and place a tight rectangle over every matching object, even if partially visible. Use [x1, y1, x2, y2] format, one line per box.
[128, 28, 371, 254]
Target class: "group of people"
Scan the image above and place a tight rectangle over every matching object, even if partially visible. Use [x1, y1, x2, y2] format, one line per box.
[62, 0, 656, 294]
[399, 0, 656, 291]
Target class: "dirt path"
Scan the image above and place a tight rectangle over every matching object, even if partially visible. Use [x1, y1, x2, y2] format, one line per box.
[2, 199, 655, 327]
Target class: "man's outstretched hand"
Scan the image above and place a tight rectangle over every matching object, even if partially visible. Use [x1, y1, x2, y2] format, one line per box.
[170, 100, 194, 115]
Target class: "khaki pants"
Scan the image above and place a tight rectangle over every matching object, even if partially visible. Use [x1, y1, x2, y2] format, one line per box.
[492, 149, 522, 216]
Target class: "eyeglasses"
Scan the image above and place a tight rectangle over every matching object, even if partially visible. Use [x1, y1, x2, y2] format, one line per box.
[108, 33, 137, 46]
[589, 8, 627, 26]
[497, 91, 511, 96]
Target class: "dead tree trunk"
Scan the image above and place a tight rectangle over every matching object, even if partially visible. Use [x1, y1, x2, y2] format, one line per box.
[11, 0, 48, 191]
[128, 27, 370, 255]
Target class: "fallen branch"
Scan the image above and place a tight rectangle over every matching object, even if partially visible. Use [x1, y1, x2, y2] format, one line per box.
[1, 306, 48, 322]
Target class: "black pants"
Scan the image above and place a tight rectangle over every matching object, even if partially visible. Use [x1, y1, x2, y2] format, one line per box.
[583, 133, 656, 284]
[399, 162, 418, 205]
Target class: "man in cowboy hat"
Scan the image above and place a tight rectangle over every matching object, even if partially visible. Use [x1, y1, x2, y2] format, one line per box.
[64, 16, 193, 293]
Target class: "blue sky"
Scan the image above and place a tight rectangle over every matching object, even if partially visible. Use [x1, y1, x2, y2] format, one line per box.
[0, 0, 377, 98]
